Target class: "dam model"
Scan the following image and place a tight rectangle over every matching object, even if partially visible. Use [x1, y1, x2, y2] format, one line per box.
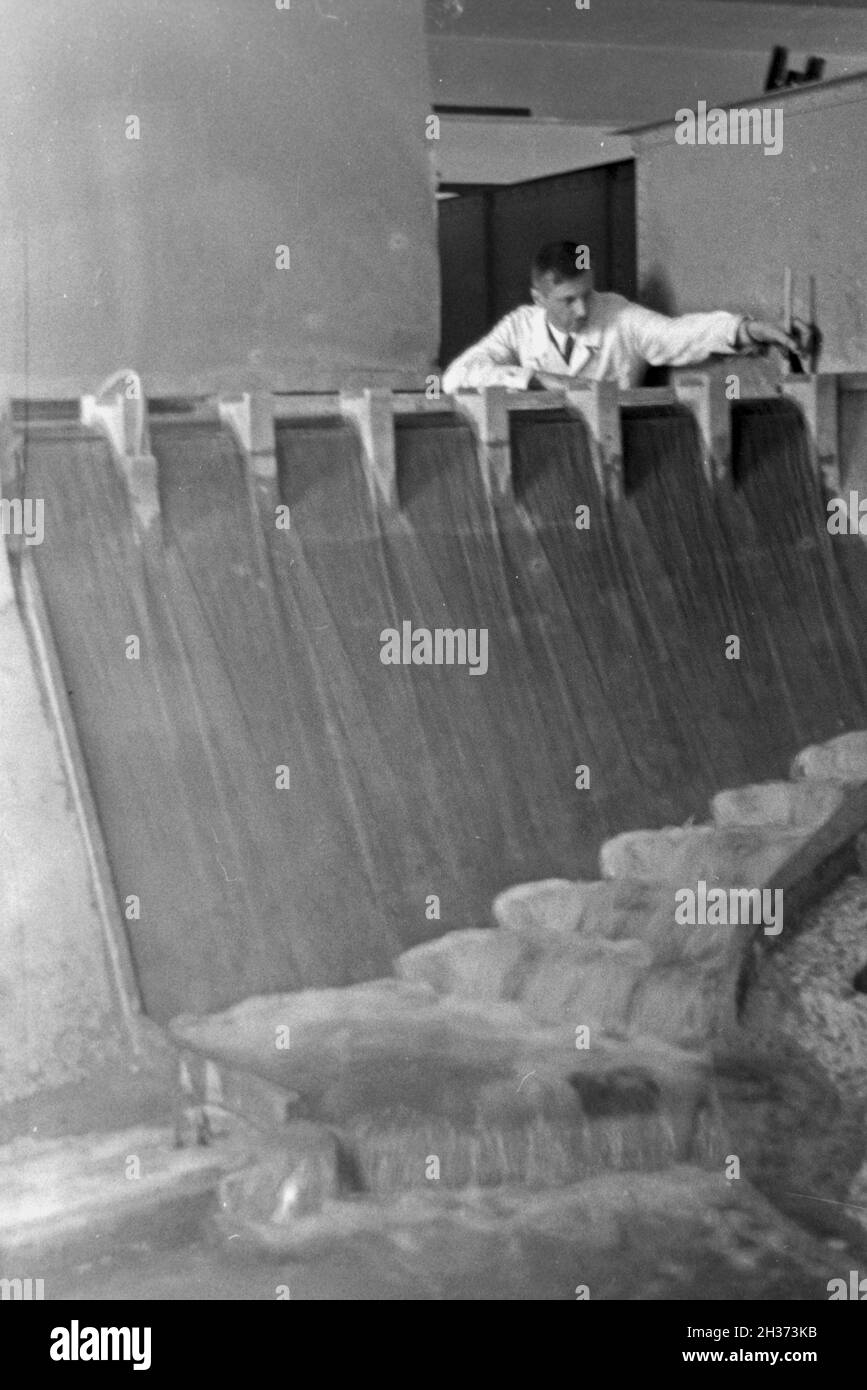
[2, 1, 867, 1308]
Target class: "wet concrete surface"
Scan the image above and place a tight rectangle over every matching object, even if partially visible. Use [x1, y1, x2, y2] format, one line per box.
[35, 1169, 858, 1302]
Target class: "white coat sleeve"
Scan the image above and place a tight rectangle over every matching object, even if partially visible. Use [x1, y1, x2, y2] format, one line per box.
[442, 313, 535, 393]
[622, 303, 743, 367]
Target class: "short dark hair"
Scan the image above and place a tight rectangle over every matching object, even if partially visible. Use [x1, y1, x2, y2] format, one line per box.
[530, 241, 587, 286]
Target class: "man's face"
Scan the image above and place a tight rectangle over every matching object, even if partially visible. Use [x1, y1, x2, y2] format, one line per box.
[531, 271, 594, 333]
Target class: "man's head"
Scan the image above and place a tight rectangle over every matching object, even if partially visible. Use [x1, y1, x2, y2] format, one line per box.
[530, 241, 594, 333]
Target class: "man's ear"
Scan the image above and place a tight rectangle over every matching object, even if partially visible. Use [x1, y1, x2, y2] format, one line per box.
[530, 286, 543, 307]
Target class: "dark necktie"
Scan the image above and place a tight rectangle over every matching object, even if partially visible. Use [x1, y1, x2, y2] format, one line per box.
[562, 333, 575, 363]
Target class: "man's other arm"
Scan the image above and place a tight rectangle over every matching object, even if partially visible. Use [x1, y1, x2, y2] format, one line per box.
[442, 312, 534, 393]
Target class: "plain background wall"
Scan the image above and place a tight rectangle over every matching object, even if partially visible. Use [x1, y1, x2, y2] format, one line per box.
[633, 76, 867, 372]
[0, 0, 439, 395]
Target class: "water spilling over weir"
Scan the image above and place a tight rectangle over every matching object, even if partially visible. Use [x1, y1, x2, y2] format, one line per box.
[20, 395, 867, 1021]
[6, 376, 867, 1292]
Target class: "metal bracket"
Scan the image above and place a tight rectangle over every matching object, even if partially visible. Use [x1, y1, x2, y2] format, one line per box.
[81, 370, 160, 536]
[339, 388, 399, 513]
[563, 379, 624, 502]
[218, 392, 278, 481]
[450, 387, 514, 505]
[673, 371, 731, 487]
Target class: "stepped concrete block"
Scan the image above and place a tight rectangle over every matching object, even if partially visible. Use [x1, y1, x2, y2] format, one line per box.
[711, 780, 844, 830]
[571, 880, 686, 956]
[491, 878, 590, 936]
[518, 937, 653, 1030]
[395, 881, 739, 1047]
[791, 731, 867, 784]
[514, 916, 737, 1045]
[394, 929, 538, 1001]
[494, 877, 735, 971]
[628, 961, 724, 1050]
[584, 882, 731, 972]
[599, 825, 806, 886]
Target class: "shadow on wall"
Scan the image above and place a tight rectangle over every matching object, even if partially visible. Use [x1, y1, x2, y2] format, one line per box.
[639, 267, 675, 318]
[638, 267, 676, 387]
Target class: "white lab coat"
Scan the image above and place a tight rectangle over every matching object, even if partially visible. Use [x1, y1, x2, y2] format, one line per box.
[441, 292, 743, 393]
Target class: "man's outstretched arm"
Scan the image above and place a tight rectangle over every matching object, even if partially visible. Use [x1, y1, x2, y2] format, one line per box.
[625, 302, 801, 367]
[442, 313, 533, 393]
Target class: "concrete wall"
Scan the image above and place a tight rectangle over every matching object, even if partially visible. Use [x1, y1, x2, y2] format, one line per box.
[632, 76, 867, 373]
[0, 0, 439, 396]
[0, 524, 131, 1106]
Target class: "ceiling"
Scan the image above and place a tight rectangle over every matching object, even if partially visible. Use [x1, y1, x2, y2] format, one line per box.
[425, 0, 867, 55]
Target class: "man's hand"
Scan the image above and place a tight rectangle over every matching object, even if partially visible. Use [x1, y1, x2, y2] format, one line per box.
[735, 316, 813, 357]
[529, 370, 575, 390]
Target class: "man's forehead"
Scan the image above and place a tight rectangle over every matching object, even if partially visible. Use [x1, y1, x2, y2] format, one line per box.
[538, 275, 590, 298]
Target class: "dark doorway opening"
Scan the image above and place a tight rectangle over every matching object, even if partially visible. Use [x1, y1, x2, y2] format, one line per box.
[437, 159, 636, 368]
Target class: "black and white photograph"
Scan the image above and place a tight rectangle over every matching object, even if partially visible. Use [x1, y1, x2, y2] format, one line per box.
[1, 0, 867, 1346]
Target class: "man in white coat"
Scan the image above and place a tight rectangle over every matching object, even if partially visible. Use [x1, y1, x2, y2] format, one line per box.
[442, 240, 804, 393]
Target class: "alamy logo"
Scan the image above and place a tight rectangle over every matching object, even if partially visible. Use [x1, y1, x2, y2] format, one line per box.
[827, 493, 867, 534]
[0, 497, 44, 545]
[827, 1271, 867, 1299]
[675, 100, 783, 156]
[0, 1276, 44, 1300]
[50, 1321, 152, 1371]
[674, 880, 783, 936]
[380, 622, 488, 675]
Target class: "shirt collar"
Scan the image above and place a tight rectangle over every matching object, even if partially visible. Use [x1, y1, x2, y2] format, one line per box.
[542, 296, 603, 350]
[547, 322, 572, 351]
